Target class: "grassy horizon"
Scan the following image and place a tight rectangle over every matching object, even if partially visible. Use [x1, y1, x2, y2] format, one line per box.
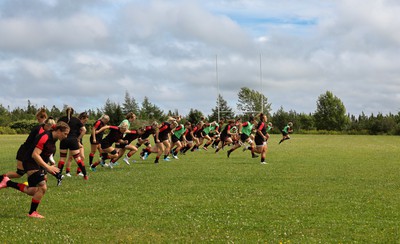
[0, 134, 399, 243]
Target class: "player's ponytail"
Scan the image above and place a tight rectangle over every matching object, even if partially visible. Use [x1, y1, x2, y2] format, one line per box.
[66, 106, 74, 123]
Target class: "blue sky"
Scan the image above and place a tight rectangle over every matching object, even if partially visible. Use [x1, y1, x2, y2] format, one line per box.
[0, 0, 399, 117]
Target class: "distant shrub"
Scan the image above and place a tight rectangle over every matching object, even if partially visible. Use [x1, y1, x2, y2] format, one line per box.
[0, 126, 17, 134]
[9, 120, 38, 134]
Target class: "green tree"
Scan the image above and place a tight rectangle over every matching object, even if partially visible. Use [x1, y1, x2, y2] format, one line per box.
[187, 109, 204, 124]
[208, 94, 235, 122]
[103, 98, 124, 125]
[122, 91, 140, 115]
[139, 96, 165, 121]
[0, 104, 10, 126]
[237, 87, 272, 117]
[314, 91, 349, 131]
[298, 113, 315, 131]
[271, 106, 290, 132]
[50, 105, 63, 119]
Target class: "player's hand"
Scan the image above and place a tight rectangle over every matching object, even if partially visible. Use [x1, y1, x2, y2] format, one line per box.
[48, 165, 60, 175]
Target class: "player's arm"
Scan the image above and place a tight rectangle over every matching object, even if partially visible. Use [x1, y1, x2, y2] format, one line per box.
[32, 148, 59, 175]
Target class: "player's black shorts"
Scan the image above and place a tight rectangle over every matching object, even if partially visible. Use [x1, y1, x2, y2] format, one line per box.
[28, 169, 46, 187]
[60, 137, 80, 151]
[158, 133, 169, 142]
[101, 140, 113, 149]
[171, 134, 179, 143]
[240, 133, 249, 142]
[90, 135, 103, 145]
[254, 135, 266, 146]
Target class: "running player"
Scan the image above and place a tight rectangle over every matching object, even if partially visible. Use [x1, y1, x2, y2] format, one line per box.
[118, 128, 144, 165]
[252, 113, 269, 164]
[89, 114, 110, 166]
[279, 122, 293, 144]
[215, 119, 236, 153]
[227, 116, 257, 158]
[0, 121, 70, 218]
[153, 119, 178, 164]
[65, 112, 89, 177]
[6, 108, 52, 179]
[57, 107, 88, 180]
[170, 121, 185, 159]
[90, 122, 129, 170]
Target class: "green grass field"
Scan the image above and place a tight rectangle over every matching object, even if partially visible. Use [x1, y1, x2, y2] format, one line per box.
[0, 134, 399, 243]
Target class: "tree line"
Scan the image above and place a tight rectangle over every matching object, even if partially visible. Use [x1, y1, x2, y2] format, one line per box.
[0, 89, 399, 135]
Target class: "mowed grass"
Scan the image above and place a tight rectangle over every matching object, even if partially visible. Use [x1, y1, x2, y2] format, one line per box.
[0, 134, 399, 243]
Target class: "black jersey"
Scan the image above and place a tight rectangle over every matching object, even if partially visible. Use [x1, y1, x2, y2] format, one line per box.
[123, 130, 141, 144]
[141, 126, 156, 139]
[158, 122, 173, 141]
[254, 121, 267, 145]
[101, 126, 124, 149]
[23, 131, 57, 171]
[17, 124, 46, 161]
[58, 116, 83, 138]
[220, 124, 232, 138]
[90, 119, 106, 143]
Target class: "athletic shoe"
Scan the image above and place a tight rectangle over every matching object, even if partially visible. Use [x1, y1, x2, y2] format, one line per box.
[252, 155, 259, 158]
[84, 175, 89, 180]
[65, 173, 72, 177]
[143, 152, 149, 160]
[27, 211, 45, 219]
[163, 157, 171, 162]
[77, 172, 84, 177]
[123, 156, 130, 165]
[108, 162, 114, 169]
[90, 167, 96, 172]
[0, 175, 10, 189]
[57, 175, 64, 186]
[172, 154, 179, 159]
[99, 159, 105, 167]
[260, 161, 268, 165]
[242, 147, 247, 152]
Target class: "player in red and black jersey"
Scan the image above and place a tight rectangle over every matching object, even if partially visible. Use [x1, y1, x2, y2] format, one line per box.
[180, 122, 195, 154]
[136, 122, 157, 150]
[0, 121, 70, 218]
[90, 122, 129, 170]
[89, 114, 110, 166]
[138, 122, 158, 159]
[66, 112, 89, 177]
[115, 128, 144, 165]
[189, 122, 202, 151]
[215, 119, 236, 153]
[57, 107, 88, 180]
[252, 113, 269, 164]
[7, 113, 56, 179]
[154, 120, 178, 163]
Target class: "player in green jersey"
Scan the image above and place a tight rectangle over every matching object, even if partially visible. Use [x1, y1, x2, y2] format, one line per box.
[279, 122, 293, 144]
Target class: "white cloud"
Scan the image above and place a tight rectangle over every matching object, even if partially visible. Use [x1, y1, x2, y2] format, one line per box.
[0, 0, 399, 116]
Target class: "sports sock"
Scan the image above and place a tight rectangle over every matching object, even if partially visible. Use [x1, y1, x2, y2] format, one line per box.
[7, 180, 26, 192]
[29, 199, 40, 214]
[77, 160, 87, 176]
[58, 161, 65, 173]
[89, 153, 94, 165]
